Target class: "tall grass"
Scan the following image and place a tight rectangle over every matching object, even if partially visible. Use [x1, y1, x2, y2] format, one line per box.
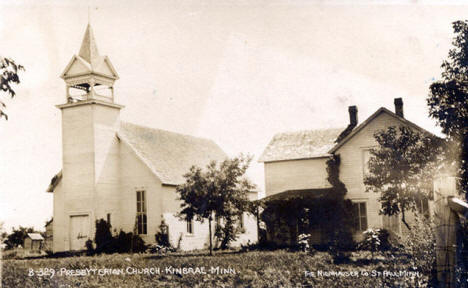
[2, 250, 431, 287]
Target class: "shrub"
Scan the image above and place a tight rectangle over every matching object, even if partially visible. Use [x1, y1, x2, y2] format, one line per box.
[85, 239, 94, 255]
[93, 219, 146, 254]
[398, 217, 435, 275]
[115, 230, 146, 253]
[94, 219, 113, 254]
[358, 229, 381, 260]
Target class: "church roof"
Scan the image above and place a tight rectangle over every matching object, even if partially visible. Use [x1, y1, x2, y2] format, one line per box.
[258, 128, 345, 163]
[47, 122, 228, 192]
[118, 122, 228, 186]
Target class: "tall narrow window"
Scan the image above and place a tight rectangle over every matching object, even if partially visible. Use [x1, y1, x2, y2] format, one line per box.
[238, 213, 244, 229]
[362, 149, 372, 179]
[417, 197, 430, 218]
[352, 202, 368, 232]
[136, 190, 147, 235]
[186, 220, 194, 234]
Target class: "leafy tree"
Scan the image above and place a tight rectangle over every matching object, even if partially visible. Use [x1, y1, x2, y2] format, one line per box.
[176, 155, 255, 255]
[2, 226, 34, 249]
[428, 20, 468, 199]
[0, 56, 24, 120]
[364, 126, 441, 230]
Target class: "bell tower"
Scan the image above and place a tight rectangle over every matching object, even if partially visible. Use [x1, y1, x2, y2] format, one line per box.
[54, 24, 123, 252]
[61, 24, 119, 103]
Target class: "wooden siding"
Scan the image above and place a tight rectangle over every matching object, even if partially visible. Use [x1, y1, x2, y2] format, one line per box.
[264, 158, 331, 197]
[335, 112, 413, 230]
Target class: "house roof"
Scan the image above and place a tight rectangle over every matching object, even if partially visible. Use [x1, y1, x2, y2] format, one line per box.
[260, 106, 435, 163]
[117, 122, 228, 186]
[27, 233, 44, 241]
[328, 107, 435, 153]
[264, 188, 333, 201]
[258, 128, 345, 163]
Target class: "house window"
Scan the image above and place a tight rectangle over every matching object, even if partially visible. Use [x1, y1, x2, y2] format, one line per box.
[238, 213, 244, 229]
[352, 202, 368, 232]
[362, 149, 372, 179]
[136, 190, 147, 235]
[106, 213, 111, 226]
[417, 197, 430, 218]
[186, 220, 194, 234]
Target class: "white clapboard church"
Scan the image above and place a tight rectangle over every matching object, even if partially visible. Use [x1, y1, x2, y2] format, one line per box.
[46, 24, 258, 252]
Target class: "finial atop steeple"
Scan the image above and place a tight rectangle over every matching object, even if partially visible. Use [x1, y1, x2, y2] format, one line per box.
[60, 24, 119, 104]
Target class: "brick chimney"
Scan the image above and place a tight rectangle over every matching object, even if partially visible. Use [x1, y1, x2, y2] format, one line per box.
[348, 105, 358, 126]
[394, 98, 404, 118]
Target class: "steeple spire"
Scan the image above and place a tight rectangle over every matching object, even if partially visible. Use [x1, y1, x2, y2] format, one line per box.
[78, 24, 100, 67]
[60, 24, 119, 104]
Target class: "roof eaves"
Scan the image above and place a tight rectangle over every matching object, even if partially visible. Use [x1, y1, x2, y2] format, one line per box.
[46, 170, 62, 193]
[260, 154, 333, 163]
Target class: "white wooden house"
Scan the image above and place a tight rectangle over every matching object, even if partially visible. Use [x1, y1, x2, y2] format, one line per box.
[259, 99, 432, 245]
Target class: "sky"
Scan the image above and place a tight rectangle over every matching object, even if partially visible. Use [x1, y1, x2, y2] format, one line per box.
[0, 0, 466, 232]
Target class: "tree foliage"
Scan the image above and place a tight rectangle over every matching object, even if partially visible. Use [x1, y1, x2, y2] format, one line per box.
[364, 126, 441, 230]
[2, 226, 34, 250]
[428, 20, 468, 198]
[176, 155, 255, 253]
[0, 56, 24, 120]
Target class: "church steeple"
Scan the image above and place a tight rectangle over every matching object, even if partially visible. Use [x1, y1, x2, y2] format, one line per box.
[61, 24, 119, 103]
[78, 24, 100, 67]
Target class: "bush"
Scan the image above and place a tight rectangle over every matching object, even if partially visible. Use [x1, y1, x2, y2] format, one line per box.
[85, 239, 94, 255]
[398, 217, 435, 275]
[92, 219, 146, 254]
[358, 228, 392, 252]
[94, 219, 113, 253]
[115, 230, 146, 253]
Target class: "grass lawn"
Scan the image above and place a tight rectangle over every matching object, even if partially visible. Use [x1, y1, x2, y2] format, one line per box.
[1, 250, 431, 287]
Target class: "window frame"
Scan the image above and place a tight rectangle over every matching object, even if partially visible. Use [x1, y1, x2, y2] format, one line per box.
[352, 201, 368, 232]
[186, 219, 194, 234]
[238, 213, 244, 230]
[136, 190, 147, 235]
[362, 148, 373, 180]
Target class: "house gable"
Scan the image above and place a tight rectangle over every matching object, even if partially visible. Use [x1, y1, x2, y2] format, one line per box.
[329, 107, 435, 154]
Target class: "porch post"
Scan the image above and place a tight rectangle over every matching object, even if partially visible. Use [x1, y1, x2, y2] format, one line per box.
[433, 176, 459, 288]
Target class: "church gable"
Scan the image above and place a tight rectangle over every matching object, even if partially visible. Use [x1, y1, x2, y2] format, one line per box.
[61, 56, 91, 78]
